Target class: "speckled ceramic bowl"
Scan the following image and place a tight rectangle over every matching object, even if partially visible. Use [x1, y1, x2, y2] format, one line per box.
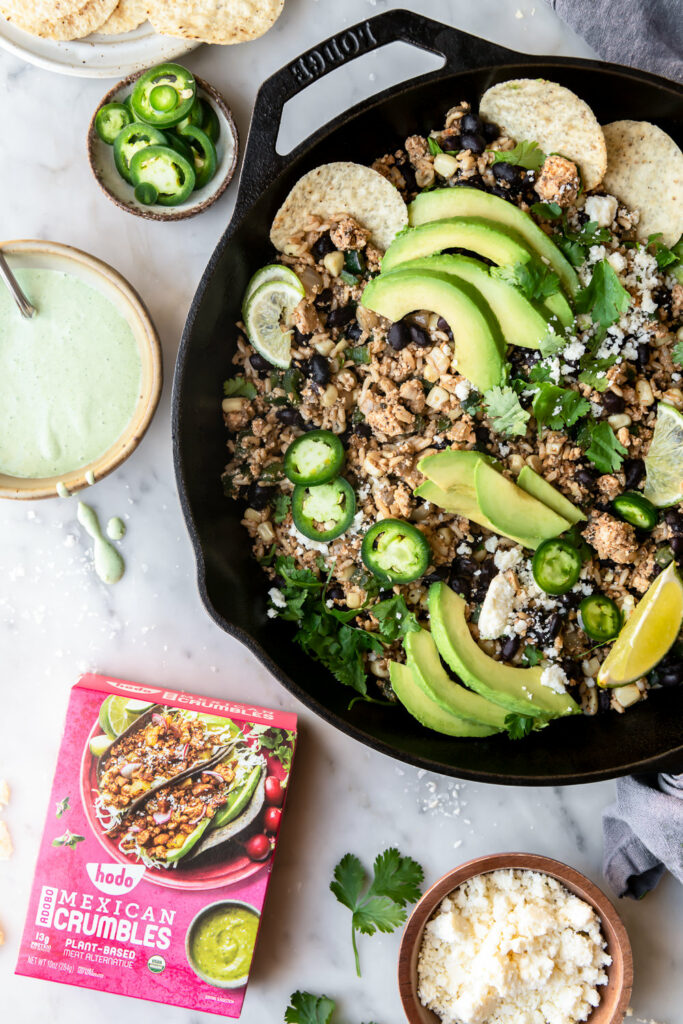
[87, 71, 238, 221]
[0, 239, 162, 500]
[398, 853, 633, 1024]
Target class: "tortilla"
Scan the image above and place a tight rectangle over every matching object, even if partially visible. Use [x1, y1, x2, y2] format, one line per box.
[147, 0, 283, 44]
[96, 0, 147, 34]
[0, 0, 118, 39]
[602, 120, 683, 247]
[479, 79, 607, 191]
[270, 162, 408, 253]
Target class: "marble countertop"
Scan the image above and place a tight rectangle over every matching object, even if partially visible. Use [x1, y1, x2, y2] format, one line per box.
[0, 1, 680, 1021]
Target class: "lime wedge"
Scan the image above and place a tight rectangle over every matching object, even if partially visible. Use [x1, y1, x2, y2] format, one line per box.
[98, 696, 116, 740]
[643, 402, 683, 507]
[89, 734, 113, 758]
[243, 280, 304, 369]
[597, 562, 683, 687]
[125, 699, 155, 714]
[106, 695, 138, 737]
[241, 265, 303, 321]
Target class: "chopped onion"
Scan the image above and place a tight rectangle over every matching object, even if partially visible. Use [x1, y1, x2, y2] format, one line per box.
[202, 770, 224, 782]
[153, 810, 171, 825]
[129, 825, 141, 834]
[189, 807, 205, 825]
[119, 763, 140, 780]
[299, 266, 322, 292]
[151, 713, 167, 731]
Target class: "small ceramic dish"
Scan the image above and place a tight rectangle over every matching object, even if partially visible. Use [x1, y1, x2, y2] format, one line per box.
[0, 239, 162, 500]
[88, 71, 239, 221]
[398, 852, 633, 1024]
[185, 899, 261, 989]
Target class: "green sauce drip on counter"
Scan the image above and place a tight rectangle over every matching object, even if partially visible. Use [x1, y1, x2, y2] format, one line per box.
[77, 502, 125, 584]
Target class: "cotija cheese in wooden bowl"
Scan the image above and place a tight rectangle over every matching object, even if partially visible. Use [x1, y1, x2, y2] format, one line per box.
[398, 853, 632, 1024]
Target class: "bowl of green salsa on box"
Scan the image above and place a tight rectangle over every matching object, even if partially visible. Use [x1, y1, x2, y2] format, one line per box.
[186, 900, 261, 989]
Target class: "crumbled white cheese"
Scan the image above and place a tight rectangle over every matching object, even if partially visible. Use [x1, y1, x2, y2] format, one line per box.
[484, 536, 499, 553]
[454, 379, 472, 402]
[288, 524, 330, 554]
[456, 542, 472, 555]
[266, 608, 278, 619]
[562, 338, 586, 362]
[478, 573, 515, 639]
[268, 587, 287, 609]
[417, 868, 611, 1024]
[607, 251, 627, 274]
[584, 194, 618, 228]
[541, 663, 569, 694]
[494, 546, 522, 572]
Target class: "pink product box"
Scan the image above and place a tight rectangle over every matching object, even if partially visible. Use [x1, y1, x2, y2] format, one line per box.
[16, 673, 297, 1017]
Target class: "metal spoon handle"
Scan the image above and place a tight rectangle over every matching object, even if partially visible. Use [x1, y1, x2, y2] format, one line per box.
[0, 250, 37, 319]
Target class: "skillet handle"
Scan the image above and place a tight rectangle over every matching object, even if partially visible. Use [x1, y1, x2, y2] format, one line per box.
[234, 8, 518, 216]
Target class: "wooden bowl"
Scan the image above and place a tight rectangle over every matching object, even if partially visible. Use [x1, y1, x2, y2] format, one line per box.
[0, 240, 162, 500]
[87, 72, 239, 222]
[398, 853, 633, 1024]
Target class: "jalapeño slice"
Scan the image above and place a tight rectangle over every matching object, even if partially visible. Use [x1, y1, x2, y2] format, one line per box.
[94, 101, 132, 145]
[177, 123, 217, 189]
[130, 62, 196, 128]
[532, 538, 582, 595]
[200, 98, 220, 143]
[361, 519, 431, 585]
[292, 478, 356, 542]
[284, 430, 344, 486]
[113, 122, 167, 183]
[612, 491, 657, 531]
[129, 145, 195, 206]
[578, 594, 622, 642]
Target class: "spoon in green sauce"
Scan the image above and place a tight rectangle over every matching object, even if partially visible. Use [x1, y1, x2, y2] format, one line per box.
[0, 251, 37, 319]
[77, 502, 125, 585]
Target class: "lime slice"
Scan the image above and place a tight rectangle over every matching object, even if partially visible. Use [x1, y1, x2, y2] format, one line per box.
[643, 402, 683, 507]
[89, 734, 113, 758]
[106, 695, 138, 737]
[597, 562, 683, 687]
[125, 699, 155, 714]
[241, 265, 303, 321]
[98, 696, 116, 740]
[243, 280, 304, 369]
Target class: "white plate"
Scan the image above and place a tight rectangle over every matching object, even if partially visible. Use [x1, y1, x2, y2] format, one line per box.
[0, 16, 199, 78]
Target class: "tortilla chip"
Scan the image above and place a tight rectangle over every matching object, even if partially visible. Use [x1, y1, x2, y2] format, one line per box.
[480, 79, 607, 191]
[97, 0, 146, 34]
[0, 0, 119, 40]
[147, 0, 283, 44]
[270, 162, 408, 253]
[0, 820, 12, 861]
[602, 120, 683, 247]
[0, 780, 9, 808]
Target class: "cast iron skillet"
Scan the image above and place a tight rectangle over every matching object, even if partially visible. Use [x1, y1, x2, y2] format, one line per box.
[173, 9, 683, 785]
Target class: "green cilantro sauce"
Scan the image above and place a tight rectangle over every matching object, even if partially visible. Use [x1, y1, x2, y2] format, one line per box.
[77, 502, 125, 585]
[0, 268, 141, 478]
[189, 904, 259, 985]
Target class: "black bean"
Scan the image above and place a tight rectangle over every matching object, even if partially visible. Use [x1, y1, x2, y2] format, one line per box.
[409, 323, 431, 348]
[423, 566, 450, 585]
[501, 635, 520, 660]
[439, 134, 459, 152]
[459, 131, 485, 155]
[398, 159, 417, 192]
[623, 458, 645, 490]
[575, 467, 597, 488]
[451, 556, 477, 577]
[326, 306, 355, 329]
[474, 425, 491, 449]
[387, 321, 411, 351]
[327, 585, 345, 601]
[275, 408, 303, 427]
[670, 536, 683, 558]
[307, 353, 330, 386]
[635, 344, 650, 370]
[432, 437, 448, 451]
[602, 391, 625, 415]
[481, 119, 500, 142]
[545, 613, 562, 641]
[597, 689, 611, 713]
[346, 321, 363, 341]
[311, 234, 336, 260]
[665, 509, 683, 532]
[660, 665, 683, 686]
[247, 481, 273, 510]
[492, 161, 523, 185]
[490, 184, 511, 201]
[436, 316, 453, 339]
[249, 352, 271, 373]
[460, 113, 482, 134]
[354, 421, 372, 439]
[450, 575, 471, 599]
[314, 287, 332, 311]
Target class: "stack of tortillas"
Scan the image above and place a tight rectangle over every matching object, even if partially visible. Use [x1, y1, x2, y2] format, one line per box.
[0, 0, 284, 43]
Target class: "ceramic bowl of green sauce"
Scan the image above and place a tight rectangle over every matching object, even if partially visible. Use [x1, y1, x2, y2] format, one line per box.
[0, 240, 162, 500]
[185, 900, 261, 989]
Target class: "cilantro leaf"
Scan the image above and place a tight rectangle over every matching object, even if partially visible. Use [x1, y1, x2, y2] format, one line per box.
[538, 331, 566, 357]
[492, 140, 545, 171]
[530, 201, 562, 220]
[461, 389, 481, 415]
[532, 382, 590, 430]
[556, 220, 611, 267]
[672, 339, 683, 367]
[52, 829, 85, 850]
[504, 713, 535, 740]
[483, 385, 530, 437]
[574, 260, 631, 332]
[223, 376, 257, 399]
[492, 259, 560, 301]
[528, 362, 555, 384]
[349, 345, 371, 364]
[427, 136, 444, 156]
[330, 848, 424, 976]
[646, 233, 677, 270]
[584, 420, 628, 474]
[521, 644, 543, 667]
[272, 492, 291, 524]
[371, 594, 420, 642]
[285, 991, 336, 1024]
[55, 796, 70, 818]
[577, 355, 617, 392]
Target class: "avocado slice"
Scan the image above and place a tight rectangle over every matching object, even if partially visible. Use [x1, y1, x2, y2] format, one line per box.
[517, 466, 586, 524]
[383, 217, 531, 272]
[418, 449, 494, 491]
[404, 628, 508, 730]
[428, 583, 579, 718]
[408, 188, 579, 298]
[389, 662, 499, 737]
[390, 254, 551, 349]
[361, 270, 505, 393]
[475, 460, 571, 549]
[414, 479, 498, 533]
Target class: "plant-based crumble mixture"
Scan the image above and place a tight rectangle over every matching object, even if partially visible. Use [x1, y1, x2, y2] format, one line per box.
[221, 96, 683, 731]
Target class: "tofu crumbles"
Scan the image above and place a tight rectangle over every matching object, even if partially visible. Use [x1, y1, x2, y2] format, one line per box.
[220, 88, 683, 732]
[417, 869, 611, 1024]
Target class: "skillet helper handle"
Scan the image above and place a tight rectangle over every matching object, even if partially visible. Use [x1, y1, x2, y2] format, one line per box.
[235, 8, 518, 214]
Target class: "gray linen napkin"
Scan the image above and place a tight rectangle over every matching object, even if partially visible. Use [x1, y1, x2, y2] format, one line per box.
[602, 773, 683, 898]
[546, 0, 683, 83]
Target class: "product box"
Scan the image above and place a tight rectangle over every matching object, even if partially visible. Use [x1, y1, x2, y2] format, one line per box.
[16, 673, 297, 1017]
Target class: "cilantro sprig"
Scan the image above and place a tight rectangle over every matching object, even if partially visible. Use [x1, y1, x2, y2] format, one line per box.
[52, 829, 85, 850]
[492, 259, 560, 301]
[555, 220, 611, 267]
[55, 796, 70, 818]
[492, 139, 546, 171]
[330, 848, 424, 976]
[532, 382, 590, 431]
[504, 713, 535, 740]
[574, 260, 630, 335]
[583, 420, 628, 474]
[223, 376, 257, 399]
[521, 644, 543, 667]
[285, 991, 377, 1024]
[483, 385, 530, 437]
[646, 233, 678, 270]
